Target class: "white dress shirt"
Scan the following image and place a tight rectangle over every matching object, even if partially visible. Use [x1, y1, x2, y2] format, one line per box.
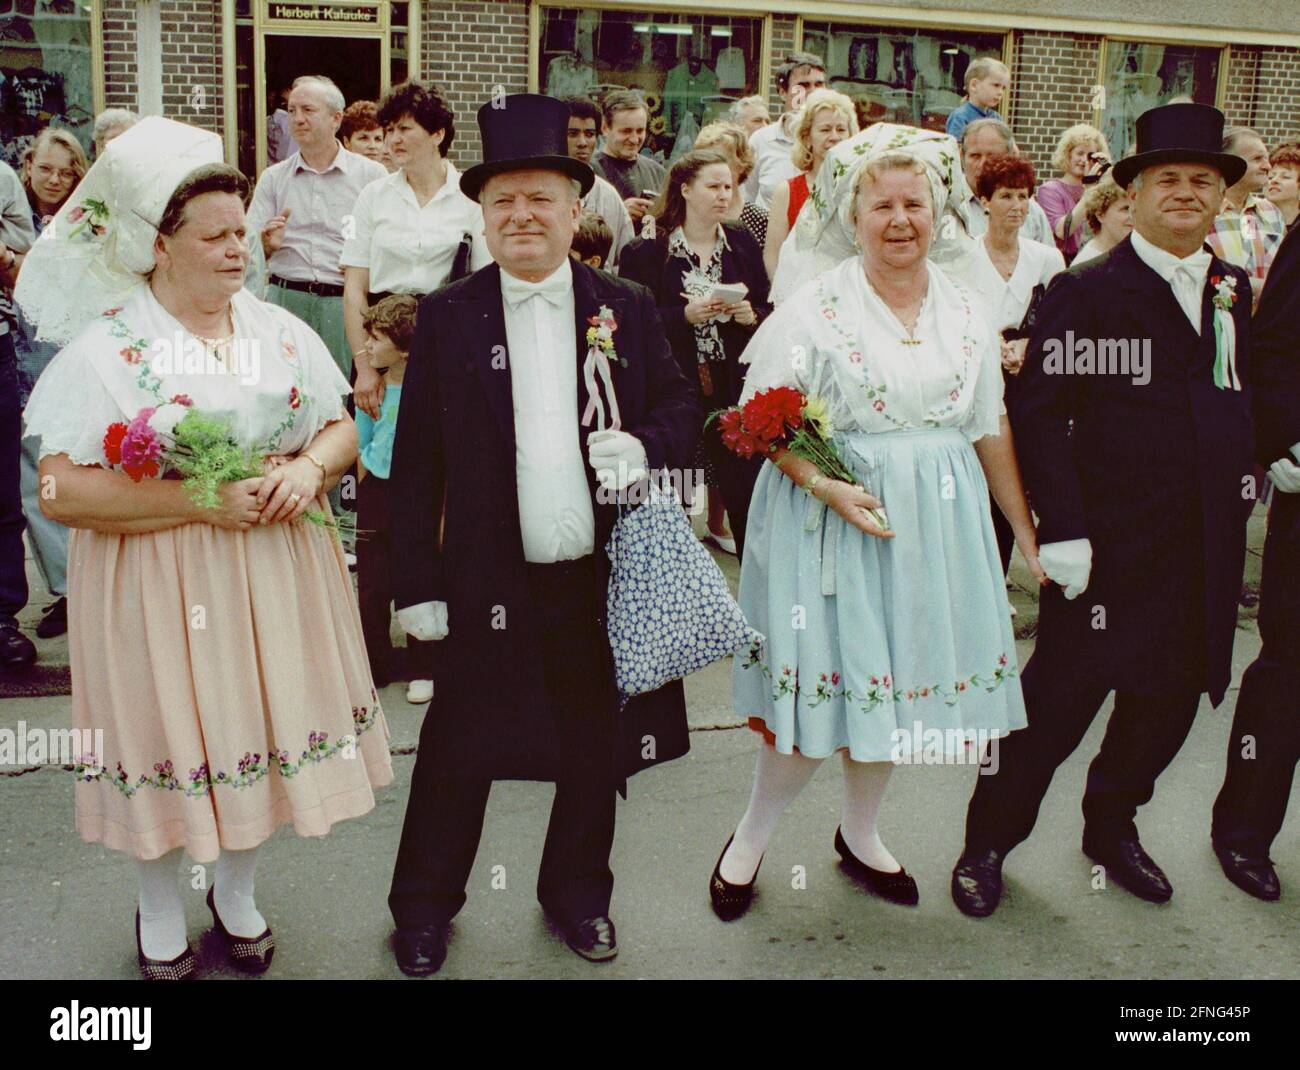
[500, 259, 595, 563]
[245, 143, 388, 285]
[949, 236, 1066, 334]
[1130, 230, 1211, 333]
[339, 161, 491, 294]
[744, 113, 799, 211]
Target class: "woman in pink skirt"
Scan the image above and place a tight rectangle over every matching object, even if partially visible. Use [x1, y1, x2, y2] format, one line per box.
[18, 118, 392, 979]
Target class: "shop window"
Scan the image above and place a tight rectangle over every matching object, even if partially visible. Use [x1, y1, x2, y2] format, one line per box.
[0, 0, 94, 167]
[1100, 40, 1221, 160]
[390, 0, 407, 86]
[801, 21, 1005, 132]
[538, 6, 762, 162]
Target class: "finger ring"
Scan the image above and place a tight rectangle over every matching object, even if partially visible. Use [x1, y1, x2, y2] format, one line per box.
[289, 493, 302, 504]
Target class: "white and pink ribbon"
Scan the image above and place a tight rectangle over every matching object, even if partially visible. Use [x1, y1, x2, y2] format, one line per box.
[581, 344, 622, 431]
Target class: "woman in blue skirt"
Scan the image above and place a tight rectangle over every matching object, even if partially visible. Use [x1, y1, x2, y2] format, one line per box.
[710, 150, 1046, 918]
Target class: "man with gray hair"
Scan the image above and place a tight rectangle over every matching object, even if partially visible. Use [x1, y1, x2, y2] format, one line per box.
[743, 51, 825, 210]
[961, 117, 1054, 246]
[92, 108, 137, 158]
[1208, 125, 1285, 303]
[730, 95, 769, 136]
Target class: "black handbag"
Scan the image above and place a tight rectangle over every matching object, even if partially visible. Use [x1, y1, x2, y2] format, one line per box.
[1000, 283, 1045, 343]
[448, 232, 474, 283]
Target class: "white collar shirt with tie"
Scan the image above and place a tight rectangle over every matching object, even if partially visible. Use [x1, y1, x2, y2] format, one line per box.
[500, 258, 595, 563]
[1130, 230, 1212, 335]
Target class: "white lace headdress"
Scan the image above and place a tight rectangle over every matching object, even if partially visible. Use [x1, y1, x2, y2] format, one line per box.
[14, 116, 225, 345]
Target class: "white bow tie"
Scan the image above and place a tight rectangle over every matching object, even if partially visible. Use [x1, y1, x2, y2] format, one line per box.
[1157, 250, 1211, 284]
[501, 271, 570, 309]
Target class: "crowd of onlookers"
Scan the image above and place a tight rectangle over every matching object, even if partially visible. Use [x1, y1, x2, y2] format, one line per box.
[2, 50, 1296, 677]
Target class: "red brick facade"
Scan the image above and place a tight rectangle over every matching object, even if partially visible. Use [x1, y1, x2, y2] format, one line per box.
[97, 4, 1300, 175]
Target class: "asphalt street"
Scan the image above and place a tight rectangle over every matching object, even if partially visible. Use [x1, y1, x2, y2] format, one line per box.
[1, 508, 1295, 980]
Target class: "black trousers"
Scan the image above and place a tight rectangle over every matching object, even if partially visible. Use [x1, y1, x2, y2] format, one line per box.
[0, 333, 26, 630]
[704, 426, 762, 561]
[388, 556, 618, 930]
[1212, 494, 1300, 857]
[964, 642, 1202, 854]
[356, 473, 434, 685]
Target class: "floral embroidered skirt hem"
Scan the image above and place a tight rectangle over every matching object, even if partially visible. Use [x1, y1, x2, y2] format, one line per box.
[733, 427, 1028, 763]
[65, 500, 393, 863]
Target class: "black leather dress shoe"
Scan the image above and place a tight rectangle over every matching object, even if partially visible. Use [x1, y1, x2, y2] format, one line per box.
[206, 886, 274, 973]
[834, 826, 918, 905]
[554, 914, 618, 962]
[0, 625, 36, 668]
[35, 597, 67, 639]
[709, 833, 763, 922]
[951, 847, 1005, 918]
[1213, 842, 1281, 902]
[393, 923, 452, 976]
[1083, 835, 1172, 903]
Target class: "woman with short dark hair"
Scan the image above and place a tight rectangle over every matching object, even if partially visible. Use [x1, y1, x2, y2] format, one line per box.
[341, 81, 489, 419]
[19, 119, 393, 980]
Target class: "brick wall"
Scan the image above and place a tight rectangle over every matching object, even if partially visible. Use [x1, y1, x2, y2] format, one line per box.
[421, 0, 530, 169]
[1010, 30, 1104, 180]
[1252, 46, 1300, 148]
[161, 0, 223, 134]
[767, 14, 797, 114]
[101, 0, 139, 112]
[1221, 45, 1258, 128]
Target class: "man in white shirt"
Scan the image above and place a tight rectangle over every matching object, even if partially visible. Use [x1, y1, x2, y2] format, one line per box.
[386, 94, 698, 976]
[955, 103, 1258, 917]
[743, 51, 825, 211]
[246, 75, 387, 382]
[960, 117, 1055, 247]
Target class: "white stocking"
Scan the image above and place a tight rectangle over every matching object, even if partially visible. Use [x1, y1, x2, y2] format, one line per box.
[135, 848, 187, 960]
[214, 845, 268, 938]
[720, 740, 823, 883]
[839, 753, 900, 872]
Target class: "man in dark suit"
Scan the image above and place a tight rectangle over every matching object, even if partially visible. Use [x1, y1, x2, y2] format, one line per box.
[1210, 225, 1300, 901]
[952, 103, 1256, 916]
[386, 95, 700, 974]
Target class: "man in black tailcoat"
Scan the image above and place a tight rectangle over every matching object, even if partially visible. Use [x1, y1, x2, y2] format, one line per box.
[1210, 225, 1300, 901]
[385, 94, 699, 973]
[952, 104, 1256, 915]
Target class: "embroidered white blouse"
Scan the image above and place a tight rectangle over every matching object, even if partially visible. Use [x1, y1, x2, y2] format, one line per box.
[739, 256, 1004, 442]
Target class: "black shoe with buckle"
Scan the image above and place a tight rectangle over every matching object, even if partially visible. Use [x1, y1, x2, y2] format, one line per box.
[835, 826, 919, 905]
[1083, 834, 1173, 903]
[1213, 842, 1281, 902]
[35, 596, 67, 639]
[135, 910, 196, 981]
[393, 923, 452, 976]
[709, 833, 763, 922]
[551, 913, 618, 962]
[206, 886, 275, 973]
[0, 624, 36, 668]
[951, 847, 1005, 918]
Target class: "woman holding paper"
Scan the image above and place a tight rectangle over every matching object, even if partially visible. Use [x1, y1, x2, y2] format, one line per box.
[708, 150, 1045, 922]
[620, 149, 771, 558]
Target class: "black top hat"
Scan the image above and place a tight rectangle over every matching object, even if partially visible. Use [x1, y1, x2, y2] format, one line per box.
[1111, 102, 1247, 189]
[459, 94, 595, 203]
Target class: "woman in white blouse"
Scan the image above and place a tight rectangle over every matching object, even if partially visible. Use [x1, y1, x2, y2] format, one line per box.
[341, 82, 489, 418]
[709, 151, 1046, 922]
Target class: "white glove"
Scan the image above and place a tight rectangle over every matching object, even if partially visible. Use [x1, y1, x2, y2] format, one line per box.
[396, 601, 449, 641]
[1268, 443, 1300, 493]
[1038, 538, 1093, 600]
[587, 429, 647, 492]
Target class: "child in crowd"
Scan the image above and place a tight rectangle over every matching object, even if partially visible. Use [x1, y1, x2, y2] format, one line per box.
[355, 295, 435, 704]
[570, 210, 614, 270]
[945, 57, 1010, 141]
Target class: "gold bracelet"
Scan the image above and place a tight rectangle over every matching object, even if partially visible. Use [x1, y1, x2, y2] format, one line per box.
[302, 452, 329, 480]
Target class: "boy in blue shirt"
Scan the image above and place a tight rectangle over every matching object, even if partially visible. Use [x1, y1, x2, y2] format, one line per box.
[356, 295, 435, 704]
[946, 57, 1010, 142]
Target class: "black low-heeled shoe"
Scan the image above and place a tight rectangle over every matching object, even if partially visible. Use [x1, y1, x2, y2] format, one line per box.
[709, 833, 763, 921]
[206, 886, 275, 973]
[135, 910, 196, 981]
[834, 826, 919, 906]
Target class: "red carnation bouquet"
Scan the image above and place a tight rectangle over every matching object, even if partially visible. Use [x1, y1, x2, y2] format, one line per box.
[710, 386, 889, 530]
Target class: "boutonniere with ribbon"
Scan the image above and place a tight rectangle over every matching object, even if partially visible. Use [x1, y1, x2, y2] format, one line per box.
[582, 304, 623, 431]
[1209, 275, 1241, 391]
